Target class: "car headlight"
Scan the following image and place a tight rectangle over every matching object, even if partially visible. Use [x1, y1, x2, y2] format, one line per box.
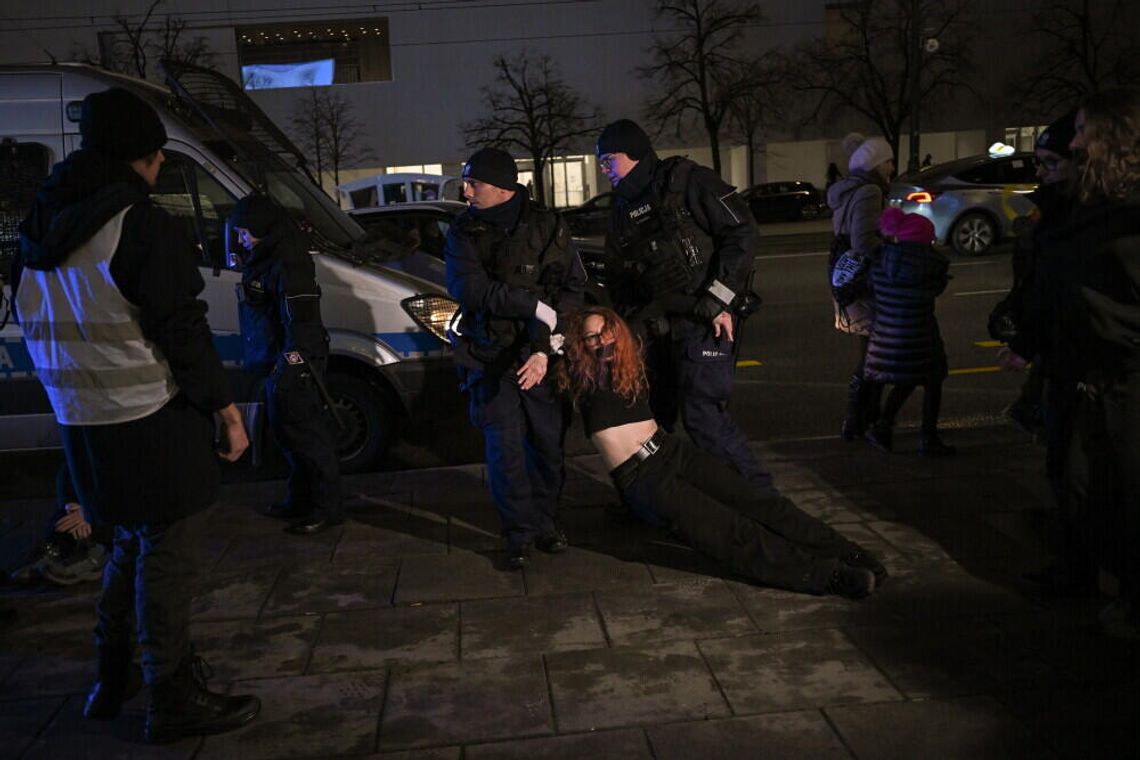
[401, 294, 460, 344]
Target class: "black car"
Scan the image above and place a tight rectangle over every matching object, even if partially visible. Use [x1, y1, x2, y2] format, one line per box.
[743, 181, 827, 222]
[560, 192, 614, 236]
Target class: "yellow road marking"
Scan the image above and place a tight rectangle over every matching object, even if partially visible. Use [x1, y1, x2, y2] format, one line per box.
[949, 366, 1002, 375]
[736, 360, 763, 368]
[975, 340, 1004, 348]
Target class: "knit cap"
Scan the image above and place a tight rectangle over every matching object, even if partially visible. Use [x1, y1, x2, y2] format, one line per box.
[846, 134, 894, 173]
[880, 207, 935, 243]
[462, 148, 518, 190]
[596, 119, 653, 161]
[1035, 108, 1077, 158]
[80, 88, 167, 161]
[229, 194, 284, 238]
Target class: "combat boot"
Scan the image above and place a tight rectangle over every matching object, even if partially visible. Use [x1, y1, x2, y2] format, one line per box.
[918, 430, 957, 457]
[83, 643, 143, 720]
[143, 654, 260, 744]
[840, 374, 867, 441]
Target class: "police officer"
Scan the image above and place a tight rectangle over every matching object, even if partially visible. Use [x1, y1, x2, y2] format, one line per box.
[229, 194, 343, 535]
[445, 148, 587, 569]
[596, 119, 770, 489]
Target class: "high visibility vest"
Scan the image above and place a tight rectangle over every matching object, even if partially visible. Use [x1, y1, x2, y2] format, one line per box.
[16, 205, 178, 425]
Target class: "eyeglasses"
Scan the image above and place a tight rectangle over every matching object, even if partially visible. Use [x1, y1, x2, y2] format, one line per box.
[1034, 155, 1062, 170]
[598, 154, 616, 170]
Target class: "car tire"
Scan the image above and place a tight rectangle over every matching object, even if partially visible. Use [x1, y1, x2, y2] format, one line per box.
[325, 371, 395, 473]
[951, 212, 997, 255]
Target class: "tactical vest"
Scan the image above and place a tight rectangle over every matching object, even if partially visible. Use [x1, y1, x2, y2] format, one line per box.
[16, 205, 178, 425]
[454, 202, 569, 363]
[614, 157, 716, 304]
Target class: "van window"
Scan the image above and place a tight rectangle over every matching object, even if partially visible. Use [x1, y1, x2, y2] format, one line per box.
[0, 140, 51, 283]
[382, 182, 407, 205]
[410, 182, 440, 202]
[151, 151, 238, 269]
[349, 187, 377, 209]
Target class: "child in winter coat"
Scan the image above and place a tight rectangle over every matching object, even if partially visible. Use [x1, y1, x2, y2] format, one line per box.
[862, 208, 956, 456]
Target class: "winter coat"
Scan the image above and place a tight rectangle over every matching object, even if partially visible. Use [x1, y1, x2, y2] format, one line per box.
[827, 170, 888, 258]
[14, 149, 232, 527]
[863, 240, 950, 385]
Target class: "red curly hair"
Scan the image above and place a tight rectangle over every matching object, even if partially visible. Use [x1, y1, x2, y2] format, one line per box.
[556, 306, 647, 405]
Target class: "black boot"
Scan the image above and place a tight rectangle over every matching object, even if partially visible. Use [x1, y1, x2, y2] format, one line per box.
[83, 644, 143, 720]
[865, 419, 894, 452]
[918, 430, 957, 457]
[144, 654, 260, 744]
[840, 375, 867, 441]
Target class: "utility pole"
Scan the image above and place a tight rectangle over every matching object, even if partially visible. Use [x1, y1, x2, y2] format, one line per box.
[907, 0, 922, 174]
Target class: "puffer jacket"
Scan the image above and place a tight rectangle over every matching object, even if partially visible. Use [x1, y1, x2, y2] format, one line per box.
[863, 240, 950, 385]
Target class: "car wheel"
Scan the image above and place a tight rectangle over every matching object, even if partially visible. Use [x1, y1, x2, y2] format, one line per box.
[951, 212, 997, 255]
[325, 371, 395, 473]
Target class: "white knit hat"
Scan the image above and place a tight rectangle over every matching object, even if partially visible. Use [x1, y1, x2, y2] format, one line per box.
[847, 135, 894, 173]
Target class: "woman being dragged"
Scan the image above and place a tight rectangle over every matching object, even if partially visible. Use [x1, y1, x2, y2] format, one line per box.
[557, 306, 887, 599]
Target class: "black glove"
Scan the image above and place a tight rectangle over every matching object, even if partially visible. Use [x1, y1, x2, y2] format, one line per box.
[693, 294, 726, 324]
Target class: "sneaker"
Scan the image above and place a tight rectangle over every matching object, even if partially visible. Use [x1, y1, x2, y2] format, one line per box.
[505, 542, 532, 571]
[9, 540, 65, 582]
[42, 544, 107, 586]
[826, 564, 876, 599]
[844, 550, 889, 586]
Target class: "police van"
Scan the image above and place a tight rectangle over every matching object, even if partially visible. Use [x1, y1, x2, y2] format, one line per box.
[0, 61, 462, 472]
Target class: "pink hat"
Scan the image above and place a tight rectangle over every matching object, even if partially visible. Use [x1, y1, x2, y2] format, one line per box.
[881, 207, 935, 243]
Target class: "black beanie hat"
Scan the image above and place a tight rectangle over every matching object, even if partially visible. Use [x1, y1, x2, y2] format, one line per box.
[80, 87, 167, 161]
[596, 119, 653, 161]
[229, 194, 282, 238]
[1035, 108, 1077, 158]
[462, 148, 518, 190]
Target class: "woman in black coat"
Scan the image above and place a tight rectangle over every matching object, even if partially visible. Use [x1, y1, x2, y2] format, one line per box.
[862, 208, 955, 457]
[1063, 88, 1140, 637]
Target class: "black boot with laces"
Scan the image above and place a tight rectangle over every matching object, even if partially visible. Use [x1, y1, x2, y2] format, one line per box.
[144, 653, 260, 744]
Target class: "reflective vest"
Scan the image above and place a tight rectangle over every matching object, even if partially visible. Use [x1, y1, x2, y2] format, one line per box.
[16, 205, 178, 425]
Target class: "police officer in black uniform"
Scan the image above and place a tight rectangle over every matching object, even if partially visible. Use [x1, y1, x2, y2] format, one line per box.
[597, 119, 770, 489]
[445, 148, 587, 569]
[229, 194, 343, 535]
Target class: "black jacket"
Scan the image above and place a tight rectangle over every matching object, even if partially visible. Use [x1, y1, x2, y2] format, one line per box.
[15, 149, 231, 525]
[238, 220, 329, 374]
[863, 240, 950, 385]
[604, 154, 756, 330]
[445, 190, 586, 376]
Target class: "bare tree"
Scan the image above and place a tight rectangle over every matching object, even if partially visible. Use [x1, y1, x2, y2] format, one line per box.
[462, 50, 601, 207]
[96, 0, 215, 80]
[639, 0, 763, 177]
[791, 0, 977, 167]
[1014, 0, 1140, 121]
[725, 53, 785, 187]
[290, 88, 375, 194]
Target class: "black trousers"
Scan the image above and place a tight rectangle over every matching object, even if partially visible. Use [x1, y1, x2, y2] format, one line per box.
[469, 370, 566, 549]
[267, 367, 342, 519]
[95, 509, 208, 685]
[612, 433, 857, 594]
[645, 324, 772, 490]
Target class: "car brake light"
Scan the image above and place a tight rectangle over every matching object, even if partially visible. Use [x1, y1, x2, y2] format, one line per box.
[906, 191, 937, 203]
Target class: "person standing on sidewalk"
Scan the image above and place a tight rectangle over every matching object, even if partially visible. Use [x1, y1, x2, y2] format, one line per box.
[596, 119, 770, 490]
[827, 133, 895, 442]
[229, 193, 343, 536]
[12, 87, 260, 743]
[445, 148, 586, 570]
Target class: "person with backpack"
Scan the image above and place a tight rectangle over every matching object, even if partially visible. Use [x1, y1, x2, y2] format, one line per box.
[826, 133, 896, 442]
[596, 119, 768, 490]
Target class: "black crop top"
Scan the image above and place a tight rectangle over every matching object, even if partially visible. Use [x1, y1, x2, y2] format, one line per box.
[580, 385, 653, 435]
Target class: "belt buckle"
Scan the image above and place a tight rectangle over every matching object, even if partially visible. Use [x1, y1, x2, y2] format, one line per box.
[637, 436, 660, 460]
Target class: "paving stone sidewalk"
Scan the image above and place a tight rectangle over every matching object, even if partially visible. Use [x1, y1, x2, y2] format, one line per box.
[1, 425, 1137, 759]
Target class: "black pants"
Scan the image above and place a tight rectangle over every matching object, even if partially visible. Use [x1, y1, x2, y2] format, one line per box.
[267, 367, 342, 519]
[612, 433, 856, 594]
[469, 370, 566, 549]
[645, 325, 772, 490]
[95, 509, 208, 685]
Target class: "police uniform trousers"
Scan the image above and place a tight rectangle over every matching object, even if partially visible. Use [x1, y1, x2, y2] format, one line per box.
[611, 432, 856, 594]
[468, 368, 565, 549]
[267, 365, 343, 520]
[61, 396, 215, 685]
[645, 321, 772, 489]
